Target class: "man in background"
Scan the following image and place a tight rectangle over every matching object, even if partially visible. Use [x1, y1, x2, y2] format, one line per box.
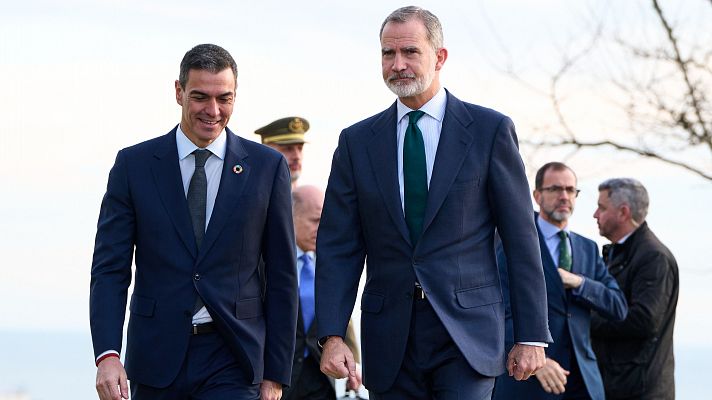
[282, 185, 362, 400]
[256, 117, 308, 189]
[591, 178, 679, 399]
[494, 162, 627, 400]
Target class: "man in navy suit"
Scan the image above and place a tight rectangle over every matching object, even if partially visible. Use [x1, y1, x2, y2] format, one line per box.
[90, 44, 298, 400]
[315, 6, 551, 399]
[494, 162, 627, 400]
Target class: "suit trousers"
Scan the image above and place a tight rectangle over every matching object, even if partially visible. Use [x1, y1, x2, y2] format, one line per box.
[370, 297, 494, 400]
[282, 356, 334, 400]
[130, 331, 260, 400]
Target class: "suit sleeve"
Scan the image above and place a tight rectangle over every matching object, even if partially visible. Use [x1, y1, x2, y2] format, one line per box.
[488, 117, 552, 343]
[592, 252, 674, 339]
[262, 157, 299, 384]
[572, 244, 627, 321]
[315, 130, 367, 341]
[89, 150, 135, 360]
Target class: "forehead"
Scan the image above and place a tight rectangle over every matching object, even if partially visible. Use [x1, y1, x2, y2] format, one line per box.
[542, 168, 576, 185]
[381, 19, 429, 47]
[184, 68, 236, 91]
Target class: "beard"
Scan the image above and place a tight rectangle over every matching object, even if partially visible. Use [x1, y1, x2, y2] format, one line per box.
[542, 202, 573, 223]
[385, 70, 434, 98]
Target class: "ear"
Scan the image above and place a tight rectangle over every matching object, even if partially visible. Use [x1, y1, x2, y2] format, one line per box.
[533, 189, 542, 206]
[175, 80, 184, 106]
[434, 47, 448, 71]
[619, 204, 632, 221]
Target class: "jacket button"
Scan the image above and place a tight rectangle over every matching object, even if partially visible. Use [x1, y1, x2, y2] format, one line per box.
[194, 273, 201, 281]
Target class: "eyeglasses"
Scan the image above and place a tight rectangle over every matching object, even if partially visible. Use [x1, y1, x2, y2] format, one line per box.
[538, 185, 581, 197]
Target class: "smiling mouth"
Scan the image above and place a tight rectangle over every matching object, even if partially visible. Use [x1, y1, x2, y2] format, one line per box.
[199, 118, 220, 125]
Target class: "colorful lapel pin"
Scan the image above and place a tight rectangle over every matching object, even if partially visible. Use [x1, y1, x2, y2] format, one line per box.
[233, 164, 244, 174]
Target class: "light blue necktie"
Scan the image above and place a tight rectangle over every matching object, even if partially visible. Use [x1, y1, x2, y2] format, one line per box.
[299, 253, 315, 356]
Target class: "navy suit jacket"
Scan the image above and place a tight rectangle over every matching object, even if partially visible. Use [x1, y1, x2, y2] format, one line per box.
[315, 91, 552, 392]
[89, 126, 298, 388]
[494, 216, 627, 400]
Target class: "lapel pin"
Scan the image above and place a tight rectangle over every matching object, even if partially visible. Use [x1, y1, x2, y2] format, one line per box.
[233, 164, 244, 174]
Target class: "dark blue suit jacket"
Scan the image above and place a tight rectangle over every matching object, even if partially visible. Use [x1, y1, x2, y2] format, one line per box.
[315, 91, 552, 392]
[89, 126, 298, 388]
[494, 216, 627, 400]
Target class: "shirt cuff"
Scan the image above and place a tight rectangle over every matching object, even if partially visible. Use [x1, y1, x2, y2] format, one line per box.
[96, 350, 120, 365]
[517, 342, 548, 347]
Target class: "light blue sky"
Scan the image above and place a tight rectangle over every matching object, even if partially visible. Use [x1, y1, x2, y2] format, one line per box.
[1, 0, 710, 391]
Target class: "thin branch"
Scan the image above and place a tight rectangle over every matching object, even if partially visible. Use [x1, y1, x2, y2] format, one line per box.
[522, 138, 712, 180]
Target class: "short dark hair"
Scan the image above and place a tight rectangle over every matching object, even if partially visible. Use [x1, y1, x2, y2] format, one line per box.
[178, 44, 237, 89]
[535, 162, 576, 189]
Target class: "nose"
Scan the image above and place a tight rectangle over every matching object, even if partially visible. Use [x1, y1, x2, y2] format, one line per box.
[392, 52, 406, 72]
[593, 209, 599, 219]
[205, 98, 219, 117]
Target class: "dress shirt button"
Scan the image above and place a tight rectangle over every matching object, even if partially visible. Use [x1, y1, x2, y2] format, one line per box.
[194, 273, 201, 281]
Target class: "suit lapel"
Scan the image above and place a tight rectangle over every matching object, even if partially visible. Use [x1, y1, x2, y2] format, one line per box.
[366, 103, 412, 246]
[421, 92, 474, 236]
[151, 128, 197, 258]
[536, 222, 566, 301]
[198, 128, 250, 264]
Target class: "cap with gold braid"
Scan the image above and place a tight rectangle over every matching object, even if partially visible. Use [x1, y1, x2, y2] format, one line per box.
[255, 116, 309, 145]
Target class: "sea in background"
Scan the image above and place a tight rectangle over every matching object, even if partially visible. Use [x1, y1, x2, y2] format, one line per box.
[0, 330, 707, 399]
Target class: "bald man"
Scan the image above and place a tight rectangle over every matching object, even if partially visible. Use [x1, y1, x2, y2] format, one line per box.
[284, 186, 362, 400]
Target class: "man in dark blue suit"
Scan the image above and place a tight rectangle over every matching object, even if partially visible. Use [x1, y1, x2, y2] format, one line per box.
[90, 44, 298, 400]
[315, 6, 551, 399]
[494, 162, 627, 400]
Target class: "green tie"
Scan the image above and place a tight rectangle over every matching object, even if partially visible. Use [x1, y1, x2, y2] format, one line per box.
[404, 110, 427, 245]
[557, 230, 572, 271]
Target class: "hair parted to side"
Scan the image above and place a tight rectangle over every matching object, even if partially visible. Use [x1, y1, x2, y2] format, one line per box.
[535, 162, 577, 189]
[380, 6, 443, 51]
[598, 178, 650, 224]
[178, 44, 238, 89]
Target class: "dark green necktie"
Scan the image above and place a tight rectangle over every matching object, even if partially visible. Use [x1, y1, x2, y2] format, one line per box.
[404, 110, 427, 245]
[557, 230, 572, 271]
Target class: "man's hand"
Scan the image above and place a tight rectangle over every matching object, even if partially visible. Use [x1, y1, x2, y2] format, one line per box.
[535, 358, 570, 394]
[260, 379, 282, 400]
[558, 268, 584, 289]
[95, 356, 128, 400]
[506, 343, 545, 381]
[345, 363, 363, 391]
[320, 336, 357, 384]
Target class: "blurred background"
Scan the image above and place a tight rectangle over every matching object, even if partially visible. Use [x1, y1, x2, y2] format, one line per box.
[1, 0, 710, 398]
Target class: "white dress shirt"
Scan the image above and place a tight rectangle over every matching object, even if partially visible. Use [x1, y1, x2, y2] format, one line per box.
[176, 124, 227, 324]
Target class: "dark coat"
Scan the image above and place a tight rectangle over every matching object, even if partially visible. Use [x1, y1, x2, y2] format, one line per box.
[89, 127, 298, 387]
[316, 90, 551, 392]
[591, 222, 679, 399]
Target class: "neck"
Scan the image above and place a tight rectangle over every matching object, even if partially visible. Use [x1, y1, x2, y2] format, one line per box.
[609, 223, 638, 243]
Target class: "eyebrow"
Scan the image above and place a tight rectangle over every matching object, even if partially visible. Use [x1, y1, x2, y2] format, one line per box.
[188, 90, 234, 97]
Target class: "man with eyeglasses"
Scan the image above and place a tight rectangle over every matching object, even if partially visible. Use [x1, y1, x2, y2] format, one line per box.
[494, 162, 627, 400]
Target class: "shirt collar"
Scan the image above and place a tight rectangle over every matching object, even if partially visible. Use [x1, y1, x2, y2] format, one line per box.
[176, 124, 227, 161]
[396, 87, 447, 123]
[296, 247, 314, 260]
[537, 214, 570, 240]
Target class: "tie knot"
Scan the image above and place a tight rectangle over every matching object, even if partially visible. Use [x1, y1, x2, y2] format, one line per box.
[193, 149, 211, 167]
[408, 110, 425, 125]
[557, 230, 568, 240]
[300, 253, 313, 269]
